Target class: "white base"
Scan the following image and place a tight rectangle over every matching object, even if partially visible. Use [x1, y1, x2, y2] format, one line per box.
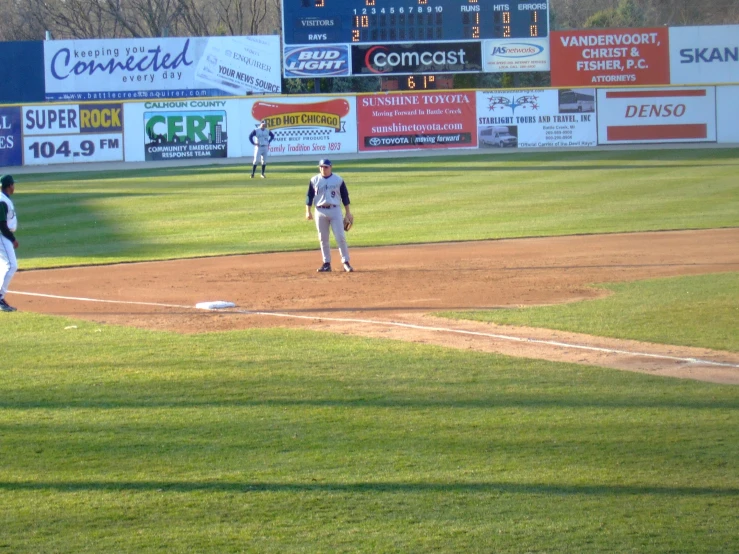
[195, 301, 236, 310]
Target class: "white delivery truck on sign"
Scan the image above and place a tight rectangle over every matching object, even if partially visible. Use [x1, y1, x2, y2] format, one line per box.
[480, 126, 517, 147]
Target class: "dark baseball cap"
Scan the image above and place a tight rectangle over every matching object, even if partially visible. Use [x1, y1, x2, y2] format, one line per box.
[0, 175, 14, 188]
[318, 159, 332, 167]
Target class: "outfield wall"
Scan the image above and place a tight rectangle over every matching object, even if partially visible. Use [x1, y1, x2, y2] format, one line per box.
[1, 84, 737, 169]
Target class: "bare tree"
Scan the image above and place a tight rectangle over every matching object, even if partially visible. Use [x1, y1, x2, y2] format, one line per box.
[551, 0, 739, 28]
[2, 0, 737, 43]
[0, 0, 50, 40]
[23, 0, 122, 39]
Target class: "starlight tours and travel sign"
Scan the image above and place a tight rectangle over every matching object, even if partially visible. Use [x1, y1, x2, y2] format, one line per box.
[43, 36, 282, 101]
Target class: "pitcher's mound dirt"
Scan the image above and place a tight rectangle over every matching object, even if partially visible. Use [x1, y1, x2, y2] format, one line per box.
[12, 229, 739, 384]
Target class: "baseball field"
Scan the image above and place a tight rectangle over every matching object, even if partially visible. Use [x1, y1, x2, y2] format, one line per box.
[2, 147, 738, 552]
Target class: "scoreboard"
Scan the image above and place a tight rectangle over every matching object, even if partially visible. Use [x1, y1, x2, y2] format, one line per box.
[282, 0, 550, 77]
[284, 0, 548, 44]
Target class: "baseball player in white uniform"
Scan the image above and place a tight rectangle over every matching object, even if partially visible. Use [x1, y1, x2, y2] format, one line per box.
[249, 120, 275, 179]
[0, 175, 19, 312]
[305, 159, 354, 272]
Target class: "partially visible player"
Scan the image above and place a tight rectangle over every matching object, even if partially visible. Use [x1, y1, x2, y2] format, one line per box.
[0, 174, 19, 312]
[248, 120, 275, 179]
[305, 159, 354, 273]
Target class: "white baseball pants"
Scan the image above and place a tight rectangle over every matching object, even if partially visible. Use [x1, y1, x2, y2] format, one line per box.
[314, 205, 349, 264]
[253, 144, 269, 165]
[0, 236, 17, 299]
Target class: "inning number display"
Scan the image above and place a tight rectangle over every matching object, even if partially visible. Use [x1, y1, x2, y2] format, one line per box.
[284, 0, 549, 45]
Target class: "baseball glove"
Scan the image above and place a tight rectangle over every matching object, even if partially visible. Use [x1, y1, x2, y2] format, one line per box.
[343, 215, 354, 232]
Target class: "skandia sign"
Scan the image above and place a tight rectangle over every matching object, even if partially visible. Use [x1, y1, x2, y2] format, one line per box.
[669, 25, 739, 85]
[351, 42, 482, 75]
[284, 46, 350, 77]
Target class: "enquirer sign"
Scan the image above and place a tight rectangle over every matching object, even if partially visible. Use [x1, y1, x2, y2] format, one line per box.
[551, 28, 670, 87]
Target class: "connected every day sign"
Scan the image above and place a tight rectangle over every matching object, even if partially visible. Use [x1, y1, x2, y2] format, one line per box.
[43, 36, 282, 101]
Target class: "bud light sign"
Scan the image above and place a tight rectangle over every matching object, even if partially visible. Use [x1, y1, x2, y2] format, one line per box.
[283, 45, 350, 77]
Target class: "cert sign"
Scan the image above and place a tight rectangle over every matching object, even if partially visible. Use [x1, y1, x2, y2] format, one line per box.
[283, 0, 550, 76]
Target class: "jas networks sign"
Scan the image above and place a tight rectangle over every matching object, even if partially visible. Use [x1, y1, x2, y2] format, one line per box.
[357, 92, 476, 151]
[596, 87, 717, 144]
[550, 28, 669, 87]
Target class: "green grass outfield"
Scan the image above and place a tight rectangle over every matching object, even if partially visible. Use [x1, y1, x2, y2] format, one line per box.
[2, 148, 738, 552]
[15, 147, 739, 268]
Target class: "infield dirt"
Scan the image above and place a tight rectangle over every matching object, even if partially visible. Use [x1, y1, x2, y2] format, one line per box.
[11, 228, 739, 384]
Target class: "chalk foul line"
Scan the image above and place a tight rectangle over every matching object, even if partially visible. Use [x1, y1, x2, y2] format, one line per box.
[11, 290, 739, 370]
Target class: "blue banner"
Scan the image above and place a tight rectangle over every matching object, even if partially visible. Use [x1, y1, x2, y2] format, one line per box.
[0, 107, 23, 168]
[0, 41, 45, 104]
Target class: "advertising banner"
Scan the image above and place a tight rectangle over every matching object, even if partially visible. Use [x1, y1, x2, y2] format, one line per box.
[351, 42, 482, 75]
[476, 89, 597, 149]
[596, 87, 716, 144]
[482, 38, 550, 73]
[242, 96, 358, 158]
[716, 86, 739, 143]
[550, 28, 670, 87]
[21, 104, 124, 165]
[144, 110, 228, 161]
[0, 107, 22, 167]
[44, 36, 281, 101]
[123, 99, 240, 163]
[669, 25, 739, 85]
[284, 45, 351, 78]
[357, 91, 476, 151]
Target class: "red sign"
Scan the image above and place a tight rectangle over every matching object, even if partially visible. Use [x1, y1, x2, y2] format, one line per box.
[551, 28, 670, 87]
[596, 87, 716, 144]
[356, 91, 477, 151]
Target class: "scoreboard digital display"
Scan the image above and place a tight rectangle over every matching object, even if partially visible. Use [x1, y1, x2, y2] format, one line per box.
[283, 0, 549, 45]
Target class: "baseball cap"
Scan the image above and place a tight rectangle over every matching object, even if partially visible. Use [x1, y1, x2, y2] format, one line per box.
[318, 159, 332, 167]
[0, 175, 14, 188]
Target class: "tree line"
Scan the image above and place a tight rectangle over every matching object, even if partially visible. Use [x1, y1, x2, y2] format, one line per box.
[2, 0, 736, 42]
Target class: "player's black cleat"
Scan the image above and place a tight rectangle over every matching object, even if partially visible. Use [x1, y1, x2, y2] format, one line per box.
[0, 298, 17, 312]
[250, 174, 254, 179]
[317, 263, 332, 272]
[342, 262, 354, 273]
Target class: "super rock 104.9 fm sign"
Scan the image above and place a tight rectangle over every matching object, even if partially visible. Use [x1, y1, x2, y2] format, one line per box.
[21, 104, 124, 165]
[43, 36, 282, 101]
